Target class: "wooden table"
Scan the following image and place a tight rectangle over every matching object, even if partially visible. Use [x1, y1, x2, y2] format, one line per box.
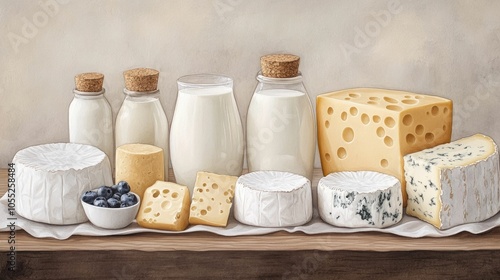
[1, 168, 499, 279]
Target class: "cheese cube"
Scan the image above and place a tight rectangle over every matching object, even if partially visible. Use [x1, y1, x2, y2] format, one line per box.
[137, 181, 190, 231]
[317, 88, 452, 205]
[404, 134, 500, 229]
[115, 144, 164, 199]
[189, 172, 238, 227]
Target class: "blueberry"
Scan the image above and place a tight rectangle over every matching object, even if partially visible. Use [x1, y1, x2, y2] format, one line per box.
[107, 198, 120, 208]
[112, 193, 121, 201]
[111, 184, 119, 194]
[120, 193, 137, 206]
[93, 199, 108, 208]
[97, 186, 113, 199]
[120, 202, 129, 208]
[116, 181, 131, 194]
[94, 196, 106, 203]
[81, 191, 98, 204]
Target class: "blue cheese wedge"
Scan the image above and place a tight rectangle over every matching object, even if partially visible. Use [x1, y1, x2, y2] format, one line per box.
[404, 134, 500, 229]
[318, 171, 403, 228]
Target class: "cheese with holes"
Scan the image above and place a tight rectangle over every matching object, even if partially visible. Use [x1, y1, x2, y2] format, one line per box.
[13, 143, 113, 225]
[404, 134, 500, 229]
[137, 181, 190, 231]
[189, 172, 238, 227]
[233, 171, 313, 227]
[317, 88, 452, 206]
[318, 171, 403, 228]
[115, 144, 164, 199]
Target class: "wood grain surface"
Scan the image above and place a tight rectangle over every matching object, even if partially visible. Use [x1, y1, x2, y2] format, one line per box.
[1, 250, 500, 279]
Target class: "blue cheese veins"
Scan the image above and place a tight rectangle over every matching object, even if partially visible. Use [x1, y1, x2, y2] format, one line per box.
[404, 134, 500, 229]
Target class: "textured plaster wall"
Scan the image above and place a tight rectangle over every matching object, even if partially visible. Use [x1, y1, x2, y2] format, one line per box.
[1, 0, 500, 168]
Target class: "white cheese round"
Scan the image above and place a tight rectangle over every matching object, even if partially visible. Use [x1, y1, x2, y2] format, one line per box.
[13, 143, 113, 225]
[318, 171, 403, 228]
[233, 171, 312, 227]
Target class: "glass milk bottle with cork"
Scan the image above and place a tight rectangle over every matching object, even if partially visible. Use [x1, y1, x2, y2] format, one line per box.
[246, 54, 315, 180]
[115, 68, 169, 179]
[69, 72, 114, 169]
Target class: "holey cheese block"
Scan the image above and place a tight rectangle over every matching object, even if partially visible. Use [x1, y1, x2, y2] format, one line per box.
[115, 144, 164, 199]
[13, 143, 113, 225]
[189, 172, 238, 227]
[404, 134, 500, 230]
[317, 88, 452, 206]
[318, 171, 403, 228]
[137, 181, 190, 231]
[233, 171, 312, 227]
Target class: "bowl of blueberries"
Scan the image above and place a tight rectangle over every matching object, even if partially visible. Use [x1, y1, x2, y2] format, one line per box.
[81, 181, 140, 229]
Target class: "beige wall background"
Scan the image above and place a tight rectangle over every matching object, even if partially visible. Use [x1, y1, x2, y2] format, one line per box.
[1, 0, 500, 168]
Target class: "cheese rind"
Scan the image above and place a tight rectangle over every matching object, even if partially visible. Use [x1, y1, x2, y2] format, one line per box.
[404, 134, 500, 229]
[317, 88, 452, 206]
[115, 144, 164, 199]
[233, 171, 313, 227]
[189, 172, 238, 227]
[13, 143, 113, 225]
[137, 181, 190, 231]
[318, 171, 403, 228]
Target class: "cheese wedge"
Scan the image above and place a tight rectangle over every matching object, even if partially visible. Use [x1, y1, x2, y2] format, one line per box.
[137, 181, 190, 231]
[317, 88, 452, 206]
[404, 134, 500, 229]
[189, 172, 238, 227]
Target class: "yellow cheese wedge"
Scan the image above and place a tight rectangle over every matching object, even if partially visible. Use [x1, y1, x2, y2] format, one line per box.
[137, 181, 190, 231]
[115, 144, 164, 199]
[317, 88, 452, 205]
[189, 172, 238, 227]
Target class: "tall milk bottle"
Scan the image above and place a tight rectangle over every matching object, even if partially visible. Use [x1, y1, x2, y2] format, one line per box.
[115, 68, 169, 179]
[69, 72, 114, 170]
[246, 54, 315, 180]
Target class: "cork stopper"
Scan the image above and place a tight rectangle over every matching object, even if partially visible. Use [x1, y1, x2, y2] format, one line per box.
[123, 68, 159, 92]
[75, 72, 104, 92]
[260, 54, 300, 78]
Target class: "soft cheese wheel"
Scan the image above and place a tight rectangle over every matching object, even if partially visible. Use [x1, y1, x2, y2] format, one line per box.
[317, 88, 452, 206]
[404, 134, 500, 230]
[137, 181, 190, 231]
[115, 144, 164, 199]
[13, 143, 113, 225]
[189, 172, 238, 227]
[318, 171, 403, 228]
[234, 171, 312, 227]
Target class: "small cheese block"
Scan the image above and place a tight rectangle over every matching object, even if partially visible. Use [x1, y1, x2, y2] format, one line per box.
[115, 144, 164, 199]
[404, 134, 500, 230]
[318, 171, 403, 228]
[233, 171, 312, 227]
[137, 181, 190, 231]
[189, 172, 238, 227]
[317, 88, 452, 206]
[13, 143, 113, 225]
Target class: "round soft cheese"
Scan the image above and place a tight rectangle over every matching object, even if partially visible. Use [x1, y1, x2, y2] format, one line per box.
[234, 171, 312, 227]
[13, 143, 113, 225]
[318, 171, 403, 228]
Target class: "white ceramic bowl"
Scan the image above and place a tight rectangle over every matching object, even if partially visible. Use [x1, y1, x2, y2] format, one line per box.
[81, 191, 140, 229]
